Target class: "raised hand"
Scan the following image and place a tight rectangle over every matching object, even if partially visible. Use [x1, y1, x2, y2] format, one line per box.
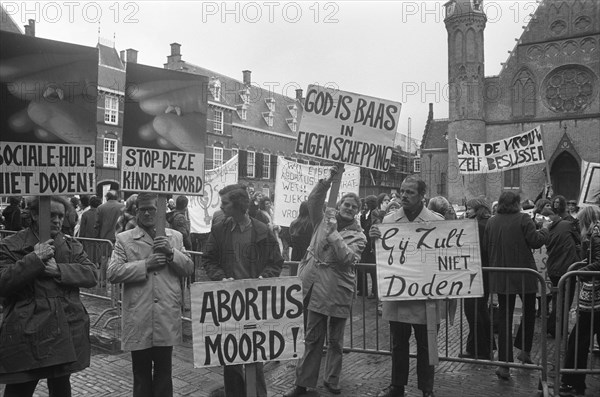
[153, 236, 174, 256]
[146, 253, 167, 272]
[34, 239, 55, 262]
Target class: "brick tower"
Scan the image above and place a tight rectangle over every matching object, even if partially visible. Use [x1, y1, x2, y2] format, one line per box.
[444, 0, 487, 203]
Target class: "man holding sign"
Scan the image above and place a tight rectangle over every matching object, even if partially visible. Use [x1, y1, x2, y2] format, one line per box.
[370, 176, 444, 397]
[203, 184, 283, 397]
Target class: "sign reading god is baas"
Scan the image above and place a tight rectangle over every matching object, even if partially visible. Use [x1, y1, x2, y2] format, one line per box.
[456, 125, 545, 174]
[122, 63, 208, 195]
[190, 277, 304, 368]
[376, 219, 484, 301]
[0, 31, 98, 196]
[296, 85, 401, 172]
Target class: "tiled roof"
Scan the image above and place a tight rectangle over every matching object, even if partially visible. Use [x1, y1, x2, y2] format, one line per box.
[0, 6, 22, 34]
[167, 60, 301, 139]
[421, 119, 449, 150]
[98, 43, 124, 69]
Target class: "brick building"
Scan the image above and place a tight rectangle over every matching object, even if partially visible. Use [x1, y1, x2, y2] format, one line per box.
[420, 0, 599, 204]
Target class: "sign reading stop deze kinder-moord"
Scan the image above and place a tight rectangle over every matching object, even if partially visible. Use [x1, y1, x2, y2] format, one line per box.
[376, 219, 484, 301]
[296, 85, 401, 172]
[122, 62, 208, 195]
[191, 277, 304, 368]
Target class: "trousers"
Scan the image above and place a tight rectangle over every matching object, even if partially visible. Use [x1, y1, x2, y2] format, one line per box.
[131, 346, 173, 397]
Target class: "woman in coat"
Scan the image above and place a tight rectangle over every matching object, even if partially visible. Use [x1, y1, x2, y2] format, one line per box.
[0, 196, 98, 396]
[559, 206, 600, 397]
[482, 191, 549, 379]
[284, 166, 366, 397]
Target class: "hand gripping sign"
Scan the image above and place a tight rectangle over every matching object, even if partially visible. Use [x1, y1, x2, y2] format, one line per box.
[191, 277, 304, 368]
[376, 219, 484, 301]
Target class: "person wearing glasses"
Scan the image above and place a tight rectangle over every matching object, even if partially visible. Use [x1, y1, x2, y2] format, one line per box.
[108, 192, 194, 397]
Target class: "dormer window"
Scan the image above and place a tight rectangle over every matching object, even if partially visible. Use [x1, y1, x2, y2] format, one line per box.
[236, 104, 248, 121]
[239, 88, 250, 105]
[262, 111, 274, 127]
[210, 78, 221, 101]
[288, 104, 297, 119]
[265, 97, 275, 112]
[286, 118, 297, 132]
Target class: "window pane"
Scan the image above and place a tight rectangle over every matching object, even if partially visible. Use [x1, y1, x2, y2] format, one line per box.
[247, 152, 255, 178]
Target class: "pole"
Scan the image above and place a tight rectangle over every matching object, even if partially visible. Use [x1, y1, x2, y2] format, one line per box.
[327, 163, 346, 208]
[426, 301, 439, 365]
[38, 196, 51, 241]
[156, 194, 167, 237]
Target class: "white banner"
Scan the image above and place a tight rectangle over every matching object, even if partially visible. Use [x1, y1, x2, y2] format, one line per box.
[296, 85, 400, 172]
[376, 219, 484, 301]
[457, 126, 545, 174]
[188, 155, 238, 234]
[191, 277, 304, 368]
[272, 157, 360, 227]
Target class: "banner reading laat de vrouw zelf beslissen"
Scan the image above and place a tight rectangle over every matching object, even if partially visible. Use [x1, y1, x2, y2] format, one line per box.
[122, 63, 208, 195]
[191, 277, 304, 368]
[376, 219, 484, 301]
[296, 85, 401, 172]
[0, 31, 98, 196]
[456, 125, 545, 174]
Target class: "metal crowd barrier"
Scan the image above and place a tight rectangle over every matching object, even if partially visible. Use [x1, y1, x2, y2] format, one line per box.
[553, 265, 600, 397]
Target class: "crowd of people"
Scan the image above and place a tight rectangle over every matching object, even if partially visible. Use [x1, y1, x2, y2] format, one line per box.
[1, 170, 598, 397]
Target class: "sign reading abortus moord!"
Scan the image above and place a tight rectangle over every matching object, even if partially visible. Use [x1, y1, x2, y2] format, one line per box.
[376, 219, 484, 301]
[296, 85, 401, 172]
[191, 277, 304, 368]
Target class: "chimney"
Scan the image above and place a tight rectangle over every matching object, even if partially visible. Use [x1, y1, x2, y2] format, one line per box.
[166, 43, 182, 65]
[170, 43, 181, 56]
[242, 70, 251, 86]
[120, 50, 126, 64]
[125, 48, 138, 64]
[24, 19, 35, 36]
[296, 89, 303, 101]
[428, 103, 434, 121]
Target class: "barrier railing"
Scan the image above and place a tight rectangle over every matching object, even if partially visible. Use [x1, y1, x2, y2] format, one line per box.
[553, 266, 600, 397]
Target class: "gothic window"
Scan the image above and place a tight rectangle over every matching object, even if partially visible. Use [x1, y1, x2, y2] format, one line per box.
[543, 65, 596, 113]
[512, 69, 536, 118]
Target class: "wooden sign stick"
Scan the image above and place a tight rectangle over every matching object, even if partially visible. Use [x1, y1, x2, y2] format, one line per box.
[245, 363, 257, 397]
[426, 301, 439, 365]
[156, 194, 167, 237]
[38, 196, 51, 241]
[327, 163, 346, 208]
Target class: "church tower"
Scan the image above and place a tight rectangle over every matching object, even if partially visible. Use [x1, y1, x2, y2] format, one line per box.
[444, 0, 487, 203]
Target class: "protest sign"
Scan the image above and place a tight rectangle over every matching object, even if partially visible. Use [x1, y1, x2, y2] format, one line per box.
[191, 277, 304, 368]
[272, 157, 360, 227]
[579, 160, 600, 207]
[0, 31, 98, 196]
[188, 155, 238, 233]
[122, 63, 208, 195]
[296, 85, 401, 172]
[375, 219, 483, 301]
[457, 126, 545, 174]
[532, 247, 552, 297]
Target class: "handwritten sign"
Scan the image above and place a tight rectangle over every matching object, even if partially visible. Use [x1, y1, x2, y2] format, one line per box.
[188, 155, 238, 233]
[532, 247, 552, 296]
[123, 62, 208, 195]
[579, 160, 600, 207]
[376, 219, 483, 301]
[272, 157, 360, 227]
[457, 126, 545, 174]
[0, 142, 95, 195]
[296, 85, 401, 172]
[191, 277, 304, 368]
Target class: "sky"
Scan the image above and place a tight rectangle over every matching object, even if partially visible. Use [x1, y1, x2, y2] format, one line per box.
[1, 0, 539, 142]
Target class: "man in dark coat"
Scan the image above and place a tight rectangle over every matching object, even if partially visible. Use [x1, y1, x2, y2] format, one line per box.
[203, 184, 283, 397]
[95, 190, 124, 243]
[0, 196, 98, 396]
[358, 195, 378, 297]
[1, 196, 22, 231]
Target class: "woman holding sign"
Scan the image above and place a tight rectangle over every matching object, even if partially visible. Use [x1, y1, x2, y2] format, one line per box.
[284, 166, 366, 397]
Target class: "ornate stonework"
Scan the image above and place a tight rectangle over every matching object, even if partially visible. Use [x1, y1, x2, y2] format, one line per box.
[543, 65, 596, 113]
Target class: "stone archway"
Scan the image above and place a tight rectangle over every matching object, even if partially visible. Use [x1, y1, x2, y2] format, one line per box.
[550, 151, 580, 200]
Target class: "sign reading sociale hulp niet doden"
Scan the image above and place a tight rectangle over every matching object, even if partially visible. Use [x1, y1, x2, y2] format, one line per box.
[296, 85, 401, 172]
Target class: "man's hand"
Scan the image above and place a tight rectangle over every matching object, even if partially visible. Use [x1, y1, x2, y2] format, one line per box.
[324, 208, 337, 235]
[146, 253, 167, 272]
[34, 239, 55, 262]
[153, 236, 174, 256]
[43, 257, 60, 277]
[325, 165, 339, 183]
[369, 224, 381, 240]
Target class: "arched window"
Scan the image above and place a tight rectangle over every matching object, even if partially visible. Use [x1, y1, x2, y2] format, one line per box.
[512, 69, 536, 118]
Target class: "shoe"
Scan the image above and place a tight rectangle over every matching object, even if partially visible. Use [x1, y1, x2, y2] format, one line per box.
[422, 392, 435, 397]
[283, 385, 307, 397]
[495, 366, 510, 380]
[517, 350, 533, 364]
[376, 385, 405, 397]
[558, 383, 585, 397]
[324, 381, 341, 395]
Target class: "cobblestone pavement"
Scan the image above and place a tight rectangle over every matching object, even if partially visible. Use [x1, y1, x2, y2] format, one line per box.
[2, 280, 599, 396]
